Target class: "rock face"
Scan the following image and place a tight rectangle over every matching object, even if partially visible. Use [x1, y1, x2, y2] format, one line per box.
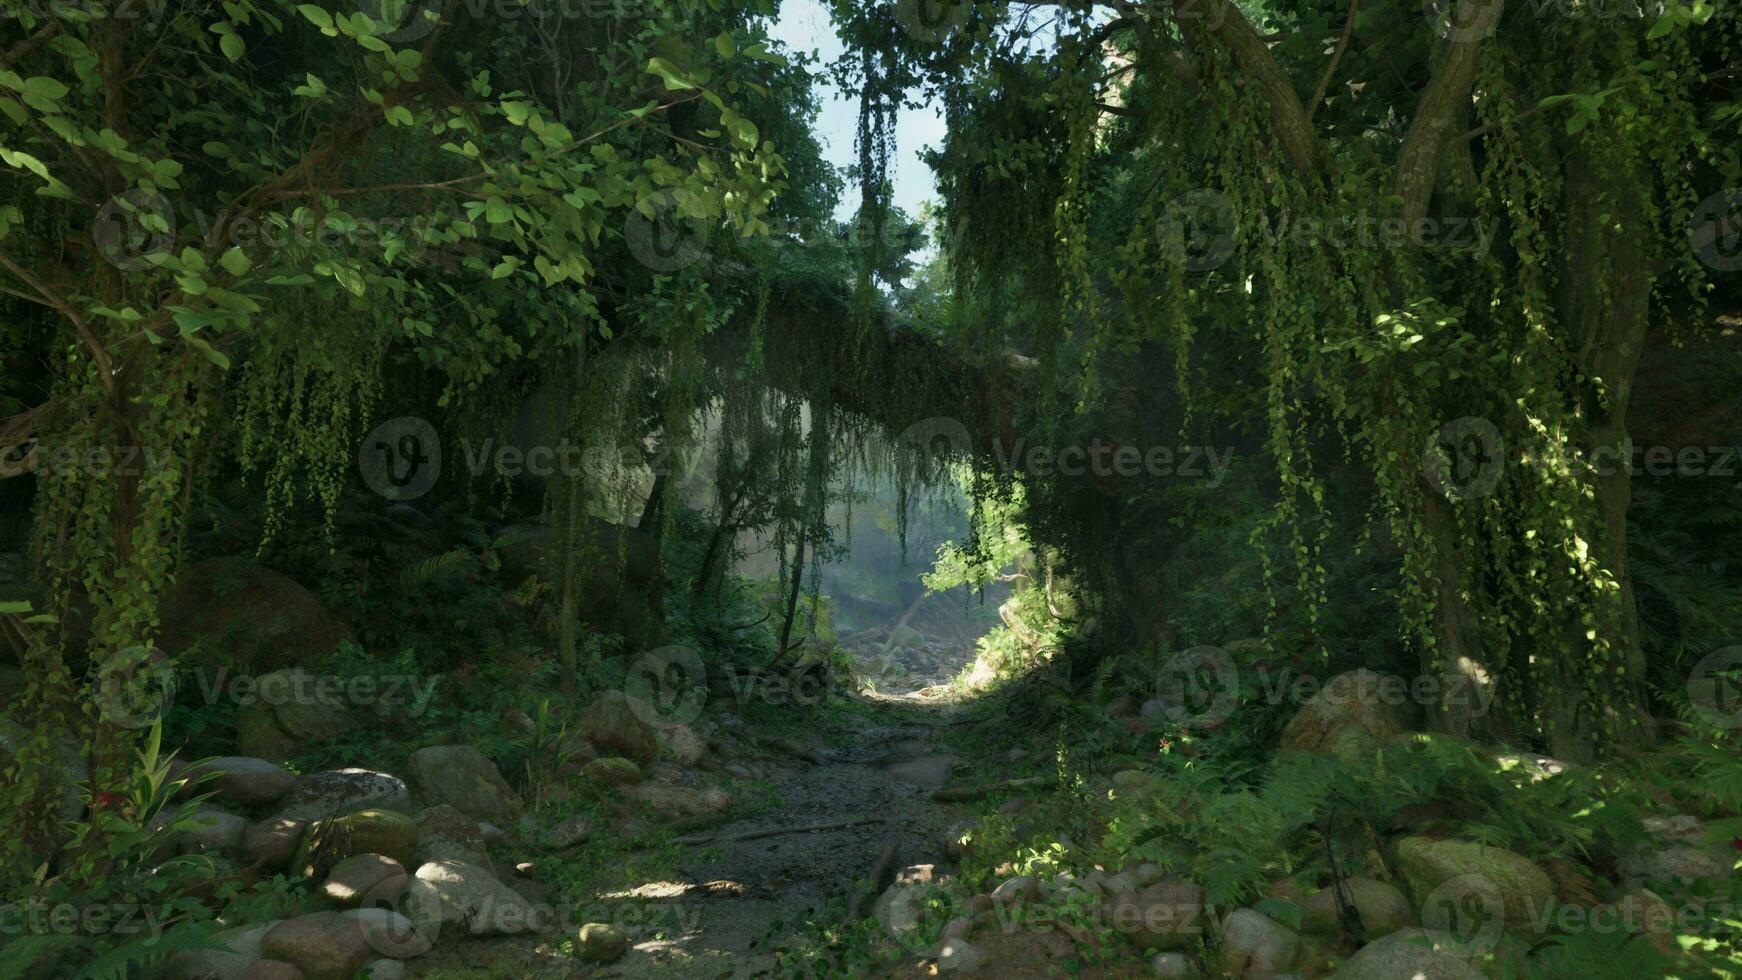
[188, 756, 297, 806]
[412, 804, 491, 867]
[1394, 837, 1554, 934]
[158, 558, 354, 673]
[406, 745, 523, 823]
[1278, 669, 1410, 758]
[238, 670, 362, 763]
[1218, 908, 1299, 978]
[294, 809, 420, 879]
[1301, 877, 1413, 938]
[404, 859, 541, 936]
[278, 769, 411, 821]
[579, 691, 660, 764]
[1103, 879, 1206, 951]
[1331, 927, 1485, 980]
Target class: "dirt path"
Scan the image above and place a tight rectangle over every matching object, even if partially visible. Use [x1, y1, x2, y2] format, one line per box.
[397, 688, 993, 980]
[605, 692, 969, 978]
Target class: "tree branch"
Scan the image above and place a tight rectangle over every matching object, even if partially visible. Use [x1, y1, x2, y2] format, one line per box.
[1395, 0, 1501, 228]
[1307, 0, 1360, 122]
[1170, 0, 1323, 178]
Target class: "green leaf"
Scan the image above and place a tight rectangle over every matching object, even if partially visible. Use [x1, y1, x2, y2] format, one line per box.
[297, 4, 334, 30]
[218, 247, 251, 276]
[0, 600, 32, 615]
[220, 31, 245, 62]
[713, 33, 736, 60]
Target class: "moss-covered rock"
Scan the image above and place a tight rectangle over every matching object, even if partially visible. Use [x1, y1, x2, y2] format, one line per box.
[1394, 837, 1554, 935]
[583, 757, 643, 785]
[294, 809, 420, 879]
[574, 922, 628, 963]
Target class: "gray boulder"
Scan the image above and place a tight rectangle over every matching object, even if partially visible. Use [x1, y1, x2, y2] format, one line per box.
[406, 745, 522, 823]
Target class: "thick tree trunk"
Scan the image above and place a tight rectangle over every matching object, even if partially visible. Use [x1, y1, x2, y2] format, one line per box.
[1544, 146, 1656, 759]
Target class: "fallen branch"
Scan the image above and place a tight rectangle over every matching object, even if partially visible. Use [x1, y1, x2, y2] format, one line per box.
[673, 815, 884, 846]
[930, 776, 1050, 803]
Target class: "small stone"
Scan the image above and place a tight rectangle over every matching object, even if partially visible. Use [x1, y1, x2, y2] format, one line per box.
[574, 922, 628, 963]
[546, 813, 594, 849]
[942, 917, 973, 941]
[723, 764, 752, 779]
[660, 724, 706, 765]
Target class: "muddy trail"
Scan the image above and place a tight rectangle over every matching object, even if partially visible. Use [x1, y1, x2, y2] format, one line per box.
[410, 692, 993, 979]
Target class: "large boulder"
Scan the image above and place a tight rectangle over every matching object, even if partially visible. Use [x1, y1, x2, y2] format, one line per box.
[237, 670, 362, 763]
[184, 756, 297, 806]
[406, 745, 522, 823]
[293, 809, 420, 879]
[1279, 669, 1411, 758]
[179, 808, 248, 855]
[158, 558, 354, 673]
[322, 853, 408, 908]
[578, 691, 660, 764]
[163, 920, 280, 980]
[1301, 877, 1413, 938]
[1331, 928, 1485, 980]
[403, 859, 543, 936]
[1218, 908, 1299, 978]
[243, 816, 308, 871]
[411, 804, 491, 867]
[260, 909, 427, 980]
[1103, 879, 1205, 951]
[277, 769, 410, 822]
[1394, 837, 1554, 935]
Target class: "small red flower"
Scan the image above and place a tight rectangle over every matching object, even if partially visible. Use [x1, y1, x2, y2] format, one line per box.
[1730, 838, 1741, 852]
[95, 791, 121, 810]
